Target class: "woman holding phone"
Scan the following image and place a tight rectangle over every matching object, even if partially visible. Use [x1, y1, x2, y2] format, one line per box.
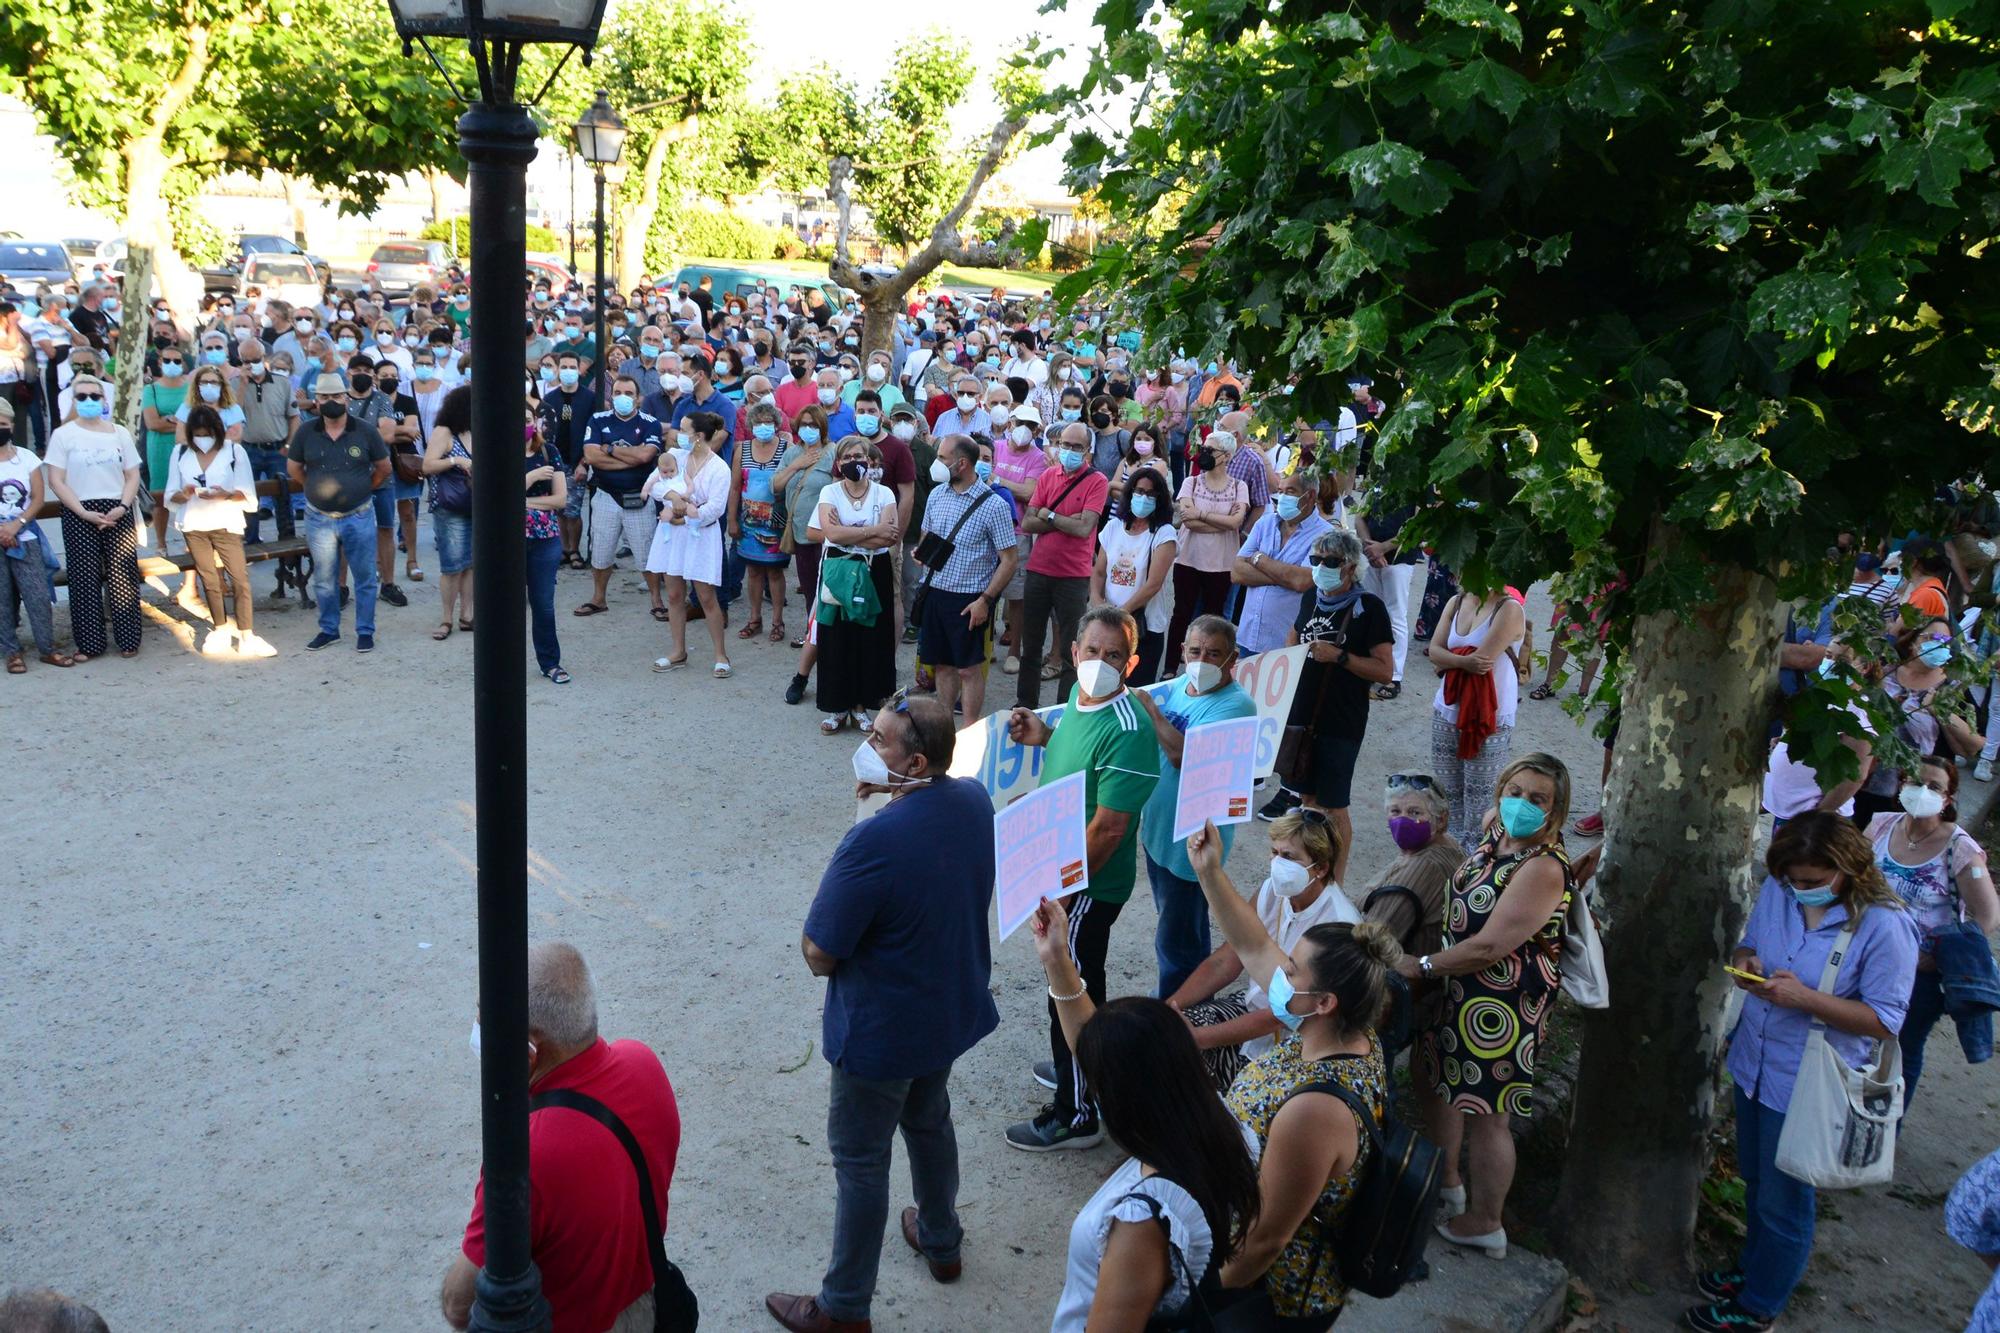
[1686, 812, 1917, 1333]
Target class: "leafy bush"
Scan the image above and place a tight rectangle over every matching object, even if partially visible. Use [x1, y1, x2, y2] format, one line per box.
[420, 217, 561, 255]
[773, 230, 805, 260]
[644, 207, 785, 270]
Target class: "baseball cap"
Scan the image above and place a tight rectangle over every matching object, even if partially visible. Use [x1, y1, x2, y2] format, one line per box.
[1011, 403, 1042, 426]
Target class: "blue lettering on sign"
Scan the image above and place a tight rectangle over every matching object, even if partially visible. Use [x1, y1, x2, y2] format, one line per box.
[1254, 716, 1280, 773]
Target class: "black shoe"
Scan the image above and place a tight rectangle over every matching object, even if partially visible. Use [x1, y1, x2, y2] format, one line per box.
[784, 672, 808, 706]
[1257, 788, 1300, 821]
[381, 582, 408, 607]
[1695, 1271, 1746, 1303]
[902, 624, 919, 644]
[306, 632, 340, 651]
[1004, 1105, 1104, 1152]
[356, 634, 375, 654]
[339, 586, 350, 608]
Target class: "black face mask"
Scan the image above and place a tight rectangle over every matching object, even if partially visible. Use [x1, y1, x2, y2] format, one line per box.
[1109, 381, 1131, 399]
[1196, 447, 1219, 472]
[319, 398, 348, 420]
[790, 362, 811, 380]
[0, 428, 12, 447]
[838, 459, 866, 483]
[1090, 411, 1112, 430]
[378, 381, 400, 395]
[350, 377, 373, 394]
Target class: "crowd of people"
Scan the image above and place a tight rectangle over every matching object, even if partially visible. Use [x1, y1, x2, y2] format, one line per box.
[7, 262, 2000, 1333]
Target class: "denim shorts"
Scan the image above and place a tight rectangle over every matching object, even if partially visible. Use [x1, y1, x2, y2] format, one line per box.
[433, 508, 473, 574]
[394, 477, 425, 504]
[563, 485, 587, 520]
[371, 485, 396, 529]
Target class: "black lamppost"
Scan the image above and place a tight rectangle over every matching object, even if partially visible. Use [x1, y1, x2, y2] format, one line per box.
[386, 2, 607, 1330]
[572, 91, 625, 402]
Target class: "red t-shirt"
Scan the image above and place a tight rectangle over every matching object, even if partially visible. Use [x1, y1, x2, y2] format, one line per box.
[874, 436, 916, 519]
[773, 376, 819, 428]
[1026, 464, 1110, 579]
[923, 390, 954, 428]
[463, 1039, 681, 1333]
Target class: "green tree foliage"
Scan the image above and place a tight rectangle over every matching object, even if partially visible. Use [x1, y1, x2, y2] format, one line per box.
[1049, 0, 2000, 1274]
[644, 206, 785, 269]
[860, 37, 978, 250]
[764, 71, 866, 197]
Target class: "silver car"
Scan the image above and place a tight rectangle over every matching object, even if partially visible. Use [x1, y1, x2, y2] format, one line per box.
[368, 240, 456, 295]
[0, 240, 76, 293]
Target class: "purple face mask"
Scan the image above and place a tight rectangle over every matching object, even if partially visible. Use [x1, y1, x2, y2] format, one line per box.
[1388, 816, 1432, 852]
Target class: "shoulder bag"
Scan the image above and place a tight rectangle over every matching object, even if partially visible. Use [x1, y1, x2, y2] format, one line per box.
[432, 432, 473, 514]
[530, 1086, 699, 1332]
[1772, 912, 1902, 1189]
[909, 489, 998, 626]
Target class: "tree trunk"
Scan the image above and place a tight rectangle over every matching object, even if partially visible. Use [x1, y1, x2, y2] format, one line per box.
[118, 134, 178, 424]
[281, 175, 307, 247]
[615, 117, 697, 289]
[426, 168, 447, 225]
[1552, 525, 1781, 1280]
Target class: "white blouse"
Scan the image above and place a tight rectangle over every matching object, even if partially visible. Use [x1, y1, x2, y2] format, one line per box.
[165, 440, 260, 533]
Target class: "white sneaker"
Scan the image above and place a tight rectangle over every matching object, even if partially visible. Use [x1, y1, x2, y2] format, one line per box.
[1978, 757, 1995, 783]
[1435, 1221, 1506, 1259]
[235, 632, 277, 658]
[201, 628, 237, 657]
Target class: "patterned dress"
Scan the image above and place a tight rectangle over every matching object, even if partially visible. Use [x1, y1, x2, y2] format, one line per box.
[1430, 835, 1573, 1117]
[1224, 1036, 1387, 1320]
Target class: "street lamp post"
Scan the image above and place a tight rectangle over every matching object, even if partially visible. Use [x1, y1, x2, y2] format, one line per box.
[572, 91, 626, 403]
[386, 3, 608, 1331]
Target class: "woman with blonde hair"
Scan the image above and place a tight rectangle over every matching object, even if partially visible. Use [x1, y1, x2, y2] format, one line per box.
[1400, 751, 1574, 1259]
[1686, 811, 1917, 1333]
[44, 374, 144, 659]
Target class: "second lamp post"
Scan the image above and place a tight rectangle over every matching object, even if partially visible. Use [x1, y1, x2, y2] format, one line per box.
[572, 90, 626, 402]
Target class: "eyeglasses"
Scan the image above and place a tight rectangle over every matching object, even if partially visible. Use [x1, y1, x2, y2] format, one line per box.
[73, 393, 103, 402]
[1308, 555, 1347, 568]
[1387, 774, 1440, 792]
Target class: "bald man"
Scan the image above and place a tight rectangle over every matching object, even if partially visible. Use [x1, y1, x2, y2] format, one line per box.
[443, 943, 685, 1333]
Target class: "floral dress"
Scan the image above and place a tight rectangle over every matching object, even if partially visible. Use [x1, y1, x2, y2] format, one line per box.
[1429, 835, 1572, 1117]
[1223, 1036, 1387, 1320]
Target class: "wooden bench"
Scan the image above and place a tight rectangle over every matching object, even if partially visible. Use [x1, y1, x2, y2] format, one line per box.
[32, 478, 316, 605]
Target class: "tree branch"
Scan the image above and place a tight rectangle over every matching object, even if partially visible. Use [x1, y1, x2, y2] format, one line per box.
[148, 17, 213, 138]
[828, 154, 862, 289]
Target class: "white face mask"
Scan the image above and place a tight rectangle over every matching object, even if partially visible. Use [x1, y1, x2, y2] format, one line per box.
[956, 393, 977, 411]
[1010, 425, 1033, 446]
[852, 736, 927, 790]
[1899, 783, 1947, 818]
[866, 363, 887, 381]
[928, 457, 949, 484]
[1268, 855, 1314, 899]
[1076, 657, 1122, 699]
[817, 386, 838, 406]
[191, 435, 217, 451]
[1185, 660, 1223, 694]
[892, 421, 916, 442]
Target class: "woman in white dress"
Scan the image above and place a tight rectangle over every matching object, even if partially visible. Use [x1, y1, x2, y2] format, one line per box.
[647, 408, 733, 677]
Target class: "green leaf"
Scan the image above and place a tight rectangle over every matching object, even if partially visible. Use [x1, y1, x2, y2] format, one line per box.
[1424, 0, 1523, 49]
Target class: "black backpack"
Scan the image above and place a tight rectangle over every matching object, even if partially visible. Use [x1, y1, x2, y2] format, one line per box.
[1283, 1076, 1442, 1300]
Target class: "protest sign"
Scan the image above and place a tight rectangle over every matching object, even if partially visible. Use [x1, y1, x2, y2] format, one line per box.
[1172, 716, 1261, 840]
[993, 770, 1088, 941]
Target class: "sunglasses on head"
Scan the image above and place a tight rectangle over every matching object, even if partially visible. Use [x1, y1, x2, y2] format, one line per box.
[1387, 773, 1440, 793]
[1297, 807, 1332, 827]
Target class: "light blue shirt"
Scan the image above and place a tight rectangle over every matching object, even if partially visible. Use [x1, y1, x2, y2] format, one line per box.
[1139, 677, 1258, 881]
[1236, 509, 1333, 656]
[1725, 877, 1918, 1113]
[931, 407, 991, 439]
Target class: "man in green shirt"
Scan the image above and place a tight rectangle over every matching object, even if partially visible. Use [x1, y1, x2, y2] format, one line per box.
[1002, 605, 1160, 1151]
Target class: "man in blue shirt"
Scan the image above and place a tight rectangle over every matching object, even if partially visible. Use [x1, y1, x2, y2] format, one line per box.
[666, 348, 737, 439]
[1133, 615, 1260, 995]
[777, 697, 998, 1333]
[1232, 470, 1332, 655]
[575, 375, 663, 618]
[928, 373, 991, 439]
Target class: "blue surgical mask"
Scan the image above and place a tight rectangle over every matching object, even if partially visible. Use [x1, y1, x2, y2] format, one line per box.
[558, 367, 579, 388]
[1788, 880, 1838, 908]
[1274, 494, 1303, 521]
[1265, 966, 1319, 1033]
[855, 413, 880, 436]
[973, 460, 993, 482]
[414, 365, 438, 381]
[799, 426, 821, 445]
[1058, 448, 1085, 472]
[75, 397, 106, 419]
[1919, 639, 1952, 667]
[752, 422, 776, 442]
[612, 393, 635, 415]
[1311, 563, 1345, 593]
[336, 336, 356, 353]
[983, 355, 1000, 368]
[1129, 494, 1157, 518]
[1498, 796, 1548, 839]
[1061, 407, 1082, 422]
[203, 348, 228, 366]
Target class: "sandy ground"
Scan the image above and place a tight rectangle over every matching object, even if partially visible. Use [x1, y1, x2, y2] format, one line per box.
[0, 541, 1773, 1333]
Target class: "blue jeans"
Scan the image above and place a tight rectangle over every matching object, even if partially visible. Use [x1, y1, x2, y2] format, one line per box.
[433, 509, 473, 575]
[526, 536, 562, 672]
[305, 507, 378, 637]
[1147, 852, 1210, 999]
[818, 1063, 963, 1322]
[1734, 1086, 1817, 1319]
[1900, 967, 1947, 1110]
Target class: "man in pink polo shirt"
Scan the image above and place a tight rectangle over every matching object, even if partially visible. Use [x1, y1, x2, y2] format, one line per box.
[1014, 419, 1109, 708]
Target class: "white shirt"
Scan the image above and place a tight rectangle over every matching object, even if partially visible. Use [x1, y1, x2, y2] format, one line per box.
[1049, 1160, 1215, 1333]
[1241, 878, 1361, 1060]
[1764, 704, 1876, 819]
[45, 422, 141, 502]
[815, 480, 895, 556]
[1096, 521, 1178, 634]
[165, 440, 259, 533]
[1005, 354, 1049, 386]
[0, 447, 40, 526]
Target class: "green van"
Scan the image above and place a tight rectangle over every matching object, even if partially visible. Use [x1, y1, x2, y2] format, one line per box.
[670, 263, 848, 309]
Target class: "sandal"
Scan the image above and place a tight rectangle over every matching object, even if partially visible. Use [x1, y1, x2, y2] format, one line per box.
[458, 619, 475, 632]
[1372, 680, 1401, 701]
[1528, 682, 1555, 701]
[432, 623, 454, 641]
[852, 707, 874, 733]
[736, 619, 763, 639]
[5, 654, 23, 674]
[651, 606, 670, 622]
[652, 655, 689, 673]
[543, 666, 572, 684]
[1041, 661, 1061, 681]
[69, 652, 96, 665]
[38, 652, 74, 668]
[768, 620, 786, 643]
[407, 566, 425, 582]
[821, 713, 846, 734]
[573, 602, 608, 617]
[790, 633, 806, 649]
[712, 661, 733, 678]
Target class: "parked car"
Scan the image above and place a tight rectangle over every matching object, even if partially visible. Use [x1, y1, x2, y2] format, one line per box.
[525, 254, 572, 290]
[670, 263, 846, 310]
[0, 240, 78, 292]
[240, 253, 323, 310]
[202, 233, 327, 293]
[367, 240, 456, 295]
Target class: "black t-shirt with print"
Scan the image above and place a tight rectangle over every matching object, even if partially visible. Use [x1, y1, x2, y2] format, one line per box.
[1290, 591, 1393, 742]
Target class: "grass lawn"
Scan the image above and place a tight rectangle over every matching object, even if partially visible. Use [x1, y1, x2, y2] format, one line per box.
[691, 256, 1054, 293]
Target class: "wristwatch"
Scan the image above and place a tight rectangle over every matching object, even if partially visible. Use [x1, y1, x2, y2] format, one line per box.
[1335, 648, 1351, 668]
[1419, 955, 1435, 981]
